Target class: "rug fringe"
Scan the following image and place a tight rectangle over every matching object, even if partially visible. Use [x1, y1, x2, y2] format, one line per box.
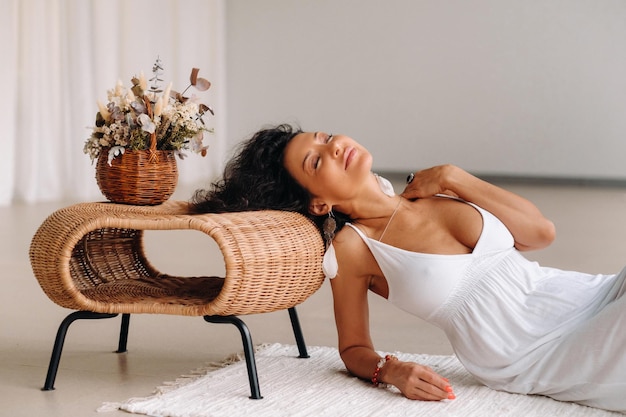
[97, 402, 123, 413]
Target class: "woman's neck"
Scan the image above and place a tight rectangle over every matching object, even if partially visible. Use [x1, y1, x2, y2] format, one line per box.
[341, 175, 404, 225]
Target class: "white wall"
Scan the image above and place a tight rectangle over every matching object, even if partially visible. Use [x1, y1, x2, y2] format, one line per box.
[225, 0, 626, 180]
[3, 0, 226, 204]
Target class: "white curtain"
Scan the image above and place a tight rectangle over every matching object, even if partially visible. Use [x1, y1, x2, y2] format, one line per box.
[1, 0, 226, 205]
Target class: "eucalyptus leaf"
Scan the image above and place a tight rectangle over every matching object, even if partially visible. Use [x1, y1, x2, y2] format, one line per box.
[130, 100, 147, 114]
[194, 77, 211, 91]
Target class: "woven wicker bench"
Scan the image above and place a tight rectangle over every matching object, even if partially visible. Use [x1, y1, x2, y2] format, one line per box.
[29, 200, 325, 399]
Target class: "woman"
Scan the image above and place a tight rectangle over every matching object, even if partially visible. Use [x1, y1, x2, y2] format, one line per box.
[192, 124, 626, 413]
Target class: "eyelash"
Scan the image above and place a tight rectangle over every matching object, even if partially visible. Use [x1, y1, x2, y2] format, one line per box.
[313, 134, 333, 169]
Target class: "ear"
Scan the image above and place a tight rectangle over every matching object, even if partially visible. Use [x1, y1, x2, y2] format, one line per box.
[308, 198, 331, 216]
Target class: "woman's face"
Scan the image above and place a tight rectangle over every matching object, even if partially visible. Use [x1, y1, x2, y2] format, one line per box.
[283, 131, 373, 213]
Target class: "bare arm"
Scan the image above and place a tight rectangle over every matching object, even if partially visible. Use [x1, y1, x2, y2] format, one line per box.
[330, 229, 454, 401]
[401, 165, 556, 251]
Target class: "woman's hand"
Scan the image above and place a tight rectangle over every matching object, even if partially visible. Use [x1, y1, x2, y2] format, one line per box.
[401, 164, 555, 251]
[401, 165, 458, 200]
[381, 359, 455, 401]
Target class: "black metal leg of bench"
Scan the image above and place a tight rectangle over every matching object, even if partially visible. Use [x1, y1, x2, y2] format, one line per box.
[42, 311, 118, 391]
[288, 307, 309, 358]
[203, 315, 262, 399]
[116, 314, 131, 353]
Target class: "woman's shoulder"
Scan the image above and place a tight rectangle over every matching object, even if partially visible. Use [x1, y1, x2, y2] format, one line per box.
[334, 223, 368, 253]
[332, 224, 379, 276]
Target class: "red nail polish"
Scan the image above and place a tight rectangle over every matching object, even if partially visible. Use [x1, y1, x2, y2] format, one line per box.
[445, 386, 453, 393]
[448, 393, 456, 400]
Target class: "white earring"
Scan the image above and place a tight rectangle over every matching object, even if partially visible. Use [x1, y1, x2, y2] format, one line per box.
[374, 173, 395, 197]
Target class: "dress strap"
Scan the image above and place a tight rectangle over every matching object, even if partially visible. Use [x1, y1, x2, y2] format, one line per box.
[345, 223, 371, 242]
[322, 223, 370, 280]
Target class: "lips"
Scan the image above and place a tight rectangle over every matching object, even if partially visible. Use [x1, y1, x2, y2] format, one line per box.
[344, 147, 356, 169]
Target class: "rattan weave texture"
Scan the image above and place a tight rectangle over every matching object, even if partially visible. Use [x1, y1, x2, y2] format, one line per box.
[96, 150, 178, 205]
[29, 201, 325, 316]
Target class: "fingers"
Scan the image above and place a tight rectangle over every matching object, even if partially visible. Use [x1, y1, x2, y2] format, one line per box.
[406, 384, 455, 401]
[401, 171, 421, 200]
[407, 381, 455, 401]
[401, 165, 453, 199]
[398, 363, 456, 401]
[400, 176, 436, 200]
[411, 376, 455, 401]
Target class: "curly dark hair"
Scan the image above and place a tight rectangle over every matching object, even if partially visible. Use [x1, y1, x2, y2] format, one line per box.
[190, 124, 351, 235]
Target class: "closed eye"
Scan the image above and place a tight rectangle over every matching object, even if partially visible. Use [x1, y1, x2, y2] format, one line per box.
[312, 133, 333, 169]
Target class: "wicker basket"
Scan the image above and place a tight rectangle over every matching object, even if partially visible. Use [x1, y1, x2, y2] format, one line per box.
[95, 96, 179, 206]
[96, 149, 178, 205]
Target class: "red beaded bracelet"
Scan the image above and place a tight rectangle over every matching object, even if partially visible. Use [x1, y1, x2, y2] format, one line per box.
[372, 354, 398, 387]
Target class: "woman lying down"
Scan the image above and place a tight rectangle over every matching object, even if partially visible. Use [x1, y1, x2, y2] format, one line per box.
[191, 124, 626, 414]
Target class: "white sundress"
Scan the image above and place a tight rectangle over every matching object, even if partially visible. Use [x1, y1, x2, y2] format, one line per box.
[324, 200, 626, 413]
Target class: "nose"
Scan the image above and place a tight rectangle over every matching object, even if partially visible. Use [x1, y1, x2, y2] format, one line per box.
[330, 139, 341, 157]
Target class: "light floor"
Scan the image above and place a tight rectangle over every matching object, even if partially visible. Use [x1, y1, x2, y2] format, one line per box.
[1, 181, 626, 417]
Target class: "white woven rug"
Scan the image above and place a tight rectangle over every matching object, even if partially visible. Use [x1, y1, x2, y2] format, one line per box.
[100, 343, 622, 417]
